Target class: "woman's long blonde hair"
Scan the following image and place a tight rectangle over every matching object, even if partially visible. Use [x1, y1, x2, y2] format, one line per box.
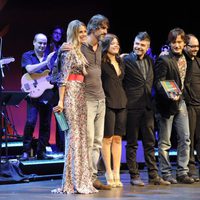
[67, 20, 87, 66]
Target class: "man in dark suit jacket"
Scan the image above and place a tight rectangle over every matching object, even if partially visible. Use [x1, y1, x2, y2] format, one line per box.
[123, 32, 170, 186]
[154, 28, 194, 184]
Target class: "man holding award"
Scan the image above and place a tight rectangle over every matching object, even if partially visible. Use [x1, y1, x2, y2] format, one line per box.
[154, 28, 194, 184]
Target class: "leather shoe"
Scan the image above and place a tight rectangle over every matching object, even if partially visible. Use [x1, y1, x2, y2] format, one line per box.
[93, 179, 111, 190]
[163, 175, 177, 184]
[37, 152, 54, 160]
[188, 173, 200, 182]
[19, 152, 29, 161]
[149, 176, 171, 185]
[130, 177, 145, 186]
[177, 174, 194, 184]
[190, 175, 199, 182]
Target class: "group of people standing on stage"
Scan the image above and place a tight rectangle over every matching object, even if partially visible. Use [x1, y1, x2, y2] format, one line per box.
[17, 13, 200, 194]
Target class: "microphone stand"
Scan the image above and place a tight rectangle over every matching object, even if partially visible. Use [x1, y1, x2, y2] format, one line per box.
[0, 37, 4, 78]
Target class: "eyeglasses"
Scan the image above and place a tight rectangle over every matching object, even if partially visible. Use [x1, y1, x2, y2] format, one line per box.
[53, 31, 62, 35]
[187, 44, 199, 48]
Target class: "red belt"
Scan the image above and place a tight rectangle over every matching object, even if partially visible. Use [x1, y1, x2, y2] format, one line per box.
[68, 74, 84, 82]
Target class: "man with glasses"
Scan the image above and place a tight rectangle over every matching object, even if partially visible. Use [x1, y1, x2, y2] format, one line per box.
[184, 34, 200, 182]
[46, 26, 64, 55]
[45, 26, 65, 153]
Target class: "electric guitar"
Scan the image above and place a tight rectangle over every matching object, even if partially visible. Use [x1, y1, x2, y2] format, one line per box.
[0, 57, 15, 67]
[21, 69, 61, 98]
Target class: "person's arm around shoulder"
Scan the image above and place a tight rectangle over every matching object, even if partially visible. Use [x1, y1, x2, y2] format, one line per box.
[120, 53, 128, 60]
[57, 42, 73, 56]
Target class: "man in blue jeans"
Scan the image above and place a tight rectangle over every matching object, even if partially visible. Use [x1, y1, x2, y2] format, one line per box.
[154, 28, 194, 184]
[81, 14, 111, 190]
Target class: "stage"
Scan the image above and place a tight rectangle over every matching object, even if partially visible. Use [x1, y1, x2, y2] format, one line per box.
[0, 137, 199, 200]
[0, 169, 200, 200]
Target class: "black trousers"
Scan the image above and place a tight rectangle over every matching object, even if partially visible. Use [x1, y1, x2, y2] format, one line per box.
[187, 105, 200, 174]
[126, 108, 158, 179]
[23, 99, 52, 155]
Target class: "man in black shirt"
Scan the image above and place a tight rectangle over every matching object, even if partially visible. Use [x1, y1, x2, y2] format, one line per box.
[184, 34, 200, 182]
[123, 32, 170, 186]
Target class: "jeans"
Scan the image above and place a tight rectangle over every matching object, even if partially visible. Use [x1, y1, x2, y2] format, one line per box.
[156, 100, 190, 177]
[23, 99, 52, 155]
[86, 99, 105, 181]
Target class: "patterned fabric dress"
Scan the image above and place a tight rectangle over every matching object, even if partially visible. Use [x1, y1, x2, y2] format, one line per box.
[53, 50, 98, 194]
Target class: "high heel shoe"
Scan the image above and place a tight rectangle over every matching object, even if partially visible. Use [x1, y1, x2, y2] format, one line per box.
[113, 173, 123, 187]
[105, 172, 116, 188]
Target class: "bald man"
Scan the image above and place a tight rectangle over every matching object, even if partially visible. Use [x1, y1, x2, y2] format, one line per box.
[20, 33, 55, 161]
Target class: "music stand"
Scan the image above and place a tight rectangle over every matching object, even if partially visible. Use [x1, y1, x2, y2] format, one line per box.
[0, 91, 28, 163]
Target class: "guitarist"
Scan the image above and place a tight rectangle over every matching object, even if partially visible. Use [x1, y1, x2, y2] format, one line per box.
[20, 33, 55, 161]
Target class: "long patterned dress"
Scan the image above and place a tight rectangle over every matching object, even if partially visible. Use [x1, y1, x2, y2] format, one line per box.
[53, 50, 98, 194]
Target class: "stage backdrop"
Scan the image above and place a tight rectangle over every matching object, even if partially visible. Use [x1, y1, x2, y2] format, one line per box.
[1, 0, 200, 145]
[1, 0, 111, 144]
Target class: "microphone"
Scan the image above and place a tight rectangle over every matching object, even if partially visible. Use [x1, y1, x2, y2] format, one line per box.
[0, 57, 15, 77]
[0, 68, 4, 78]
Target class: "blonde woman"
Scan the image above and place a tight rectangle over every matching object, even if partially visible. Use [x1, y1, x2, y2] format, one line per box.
[52, 20, 97, 194]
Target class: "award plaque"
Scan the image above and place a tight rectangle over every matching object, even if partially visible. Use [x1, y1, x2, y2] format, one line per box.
[160, 80, 182, 98]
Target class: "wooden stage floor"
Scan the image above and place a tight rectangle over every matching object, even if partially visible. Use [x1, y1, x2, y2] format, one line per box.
[0, 169, 200, 200]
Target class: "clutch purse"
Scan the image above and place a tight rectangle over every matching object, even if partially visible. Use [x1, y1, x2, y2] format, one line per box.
[54, 112, 69, 131]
